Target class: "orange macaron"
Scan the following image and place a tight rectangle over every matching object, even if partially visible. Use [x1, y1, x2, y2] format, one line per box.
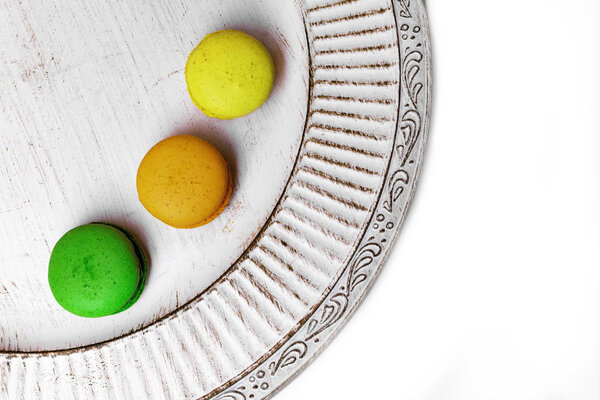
[136, 135, 232, 229]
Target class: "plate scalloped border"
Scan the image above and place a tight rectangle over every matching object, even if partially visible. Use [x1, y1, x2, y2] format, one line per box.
[0, 0, 431, 399]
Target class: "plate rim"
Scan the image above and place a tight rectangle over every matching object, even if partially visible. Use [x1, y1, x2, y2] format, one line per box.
[209, 2, 432, 399]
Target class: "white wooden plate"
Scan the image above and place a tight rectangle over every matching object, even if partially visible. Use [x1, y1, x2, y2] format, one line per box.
[0, 0, 431, 398]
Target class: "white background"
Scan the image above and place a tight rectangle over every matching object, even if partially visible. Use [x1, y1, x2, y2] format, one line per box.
[283, 0, 600, 399]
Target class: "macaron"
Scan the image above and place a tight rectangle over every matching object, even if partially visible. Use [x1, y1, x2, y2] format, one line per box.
[185, 29, 275, 119]
[136, 135, 232, 229]
[48, 223, 148, 318]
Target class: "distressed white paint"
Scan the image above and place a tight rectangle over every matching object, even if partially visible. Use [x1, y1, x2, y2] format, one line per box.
[0, 0, 308, 351]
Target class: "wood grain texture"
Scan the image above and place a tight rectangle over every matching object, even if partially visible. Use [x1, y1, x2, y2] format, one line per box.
[0, 0, 431, 399]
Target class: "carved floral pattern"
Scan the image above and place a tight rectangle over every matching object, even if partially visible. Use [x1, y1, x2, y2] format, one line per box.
[269, 342, 308, 375]
[215, 391, 247, 400]
[397, 0, 412, 18]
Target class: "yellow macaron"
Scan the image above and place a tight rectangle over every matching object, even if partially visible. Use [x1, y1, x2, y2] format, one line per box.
[136, 135, 232, 229]
[185, 29, 275, 120]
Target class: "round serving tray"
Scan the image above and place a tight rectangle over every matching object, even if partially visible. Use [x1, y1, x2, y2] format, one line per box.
[0, 0, 431, 398]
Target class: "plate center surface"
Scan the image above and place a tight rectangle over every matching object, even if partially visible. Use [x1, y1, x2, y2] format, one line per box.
[0, 0, 307, 351]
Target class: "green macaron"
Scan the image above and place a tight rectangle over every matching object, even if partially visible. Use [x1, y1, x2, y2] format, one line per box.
[48, 223, 148, 318]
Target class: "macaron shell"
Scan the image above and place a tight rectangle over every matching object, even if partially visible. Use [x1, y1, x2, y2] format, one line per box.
[136, 135, 232, 229]
[184, 168, 232, 228]
[48, 223, 145, 318]
[185, 29, 275, 120]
